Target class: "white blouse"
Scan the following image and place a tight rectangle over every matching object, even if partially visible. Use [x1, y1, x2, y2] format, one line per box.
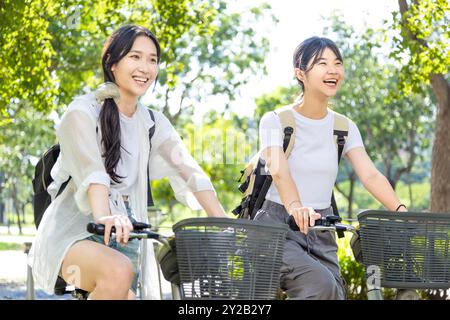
[27, 91, 215, 299]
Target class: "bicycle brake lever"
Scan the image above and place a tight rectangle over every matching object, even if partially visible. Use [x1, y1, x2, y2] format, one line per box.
[325, 215, 341, 225]
[287, 215, 325, 231]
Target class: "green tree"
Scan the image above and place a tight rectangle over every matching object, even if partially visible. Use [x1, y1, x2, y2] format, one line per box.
[0, 0, 274, 227]
[325, 14, 434, 217]
[0, 0, 58, 123]
[152, 109, 255, 219]
[149, 1, 275, 124]
[391, 0, 449, 212]
[1, 0, 273, 118]
[254, 86, 299, 123]
[0, 102, 56, 233]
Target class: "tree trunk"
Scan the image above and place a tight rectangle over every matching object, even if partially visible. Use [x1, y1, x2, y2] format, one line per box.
[429, 74, 450, 212]
[334, 170, 356, 220]
[21, 203, 26, 224]
[408, 179, 414, 210]
[0, 174, 3, 224]
[11, 183, 22, 235]
[398, 0, 450, 212]
[384, 162, 396, 189]
[347, 171, 356, 219]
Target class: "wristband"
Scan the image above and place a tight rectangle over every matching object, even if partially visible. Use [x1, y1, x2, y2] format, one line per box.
[395, 204, 407, 211]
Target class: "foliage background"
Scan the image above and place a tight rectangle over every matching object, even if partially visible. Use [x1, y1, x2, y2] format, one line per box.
[1, 0, 448, 300]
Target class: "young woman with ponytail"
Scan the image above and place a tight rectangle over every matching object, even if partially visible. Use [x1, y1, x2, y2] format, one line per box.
[254, 37, 407, 299]
[28, 25, 227, 300]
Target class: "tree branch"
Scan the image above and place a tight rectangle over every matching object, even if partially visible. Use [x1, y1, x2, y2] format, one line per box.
[393, 127, 418, 187]
[398, 0, 449, 120]
[162, 87, 171, 121]
[334, 182, 349, 201]
[171, 69, 205, 124]
[335, 170, 356, 202]
[398, 0, 429, 48]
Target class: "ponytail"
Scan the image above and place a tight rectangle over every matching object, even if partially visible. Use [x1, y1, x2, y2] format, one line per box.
[99, 98, 123, 183]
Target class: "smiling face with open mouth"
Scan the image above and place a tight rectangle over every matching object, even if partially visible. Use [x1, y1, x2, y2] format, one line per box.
[298, 47, 345, 98]
[111, 35, 159, 100]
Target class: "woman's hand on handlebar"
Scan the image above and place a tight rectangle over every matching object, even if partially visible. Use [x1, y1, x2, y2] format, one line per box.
[94, 215, 133, 247]
[289, 206, 321, 235]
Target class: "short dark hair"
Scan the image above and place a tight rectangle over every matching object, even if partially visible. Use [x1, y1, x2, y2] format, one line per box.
[293, 37, 343, 91]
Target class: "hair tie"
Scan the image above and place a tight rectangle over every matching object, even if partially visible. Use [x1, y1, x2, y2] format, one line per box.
[95, 82, 120, 105]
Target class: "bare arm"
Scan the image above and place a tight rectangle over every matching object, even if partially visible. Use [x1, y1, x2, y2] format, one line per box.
[193, 190, 227, 217]
[346, 147, 407, 212]
[87, 184, 133, 246]
[263, 146, 320, 233]
[263, 146, 301, 209]
[88, 184, 110, 220]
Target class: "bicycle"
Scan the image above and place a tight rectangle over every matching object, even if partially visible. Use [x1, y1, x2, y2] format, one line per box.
[287, 213, 404, 300]
[50, 220, 179, 300]
[171, 217, 288, 299]
[57, 217, 288, 300]
[288, 210, 450, 300]
[55, 210, 450, 301]
[356, 209, 450, 300]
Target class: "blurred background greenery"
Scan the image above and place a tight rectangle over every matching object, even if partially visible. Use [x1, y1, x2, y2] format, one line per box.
[0, 0, 448, 299]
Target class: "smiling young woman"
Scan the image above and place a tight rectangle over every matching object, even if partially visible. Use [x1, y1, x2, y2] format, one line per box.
[253, 36, 407, 300]
[28, 25, 227, 300]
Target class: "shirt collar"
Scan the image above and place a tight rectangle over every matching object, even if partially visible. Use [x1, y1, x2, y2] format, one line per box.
[82, 91, 155, 131]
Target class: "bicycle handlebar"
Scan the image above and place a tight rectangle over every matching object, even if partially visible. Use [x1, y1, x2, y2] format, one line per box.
[86, 222, 167, 244]
[287, 215, 356, 235]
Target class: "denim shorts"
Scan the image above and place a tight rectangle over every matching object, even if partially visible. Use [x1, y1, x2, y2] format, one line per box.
[62, 200, 140, 294]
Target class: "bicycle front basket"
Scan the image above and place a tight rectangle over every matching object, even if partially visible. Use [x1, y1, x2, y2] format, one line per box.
[173, 217, 288, 300]
[358, 210, 450, 289]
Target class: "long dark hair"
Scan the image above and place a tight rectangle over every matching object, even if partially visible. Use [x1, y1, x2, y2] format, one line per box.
[293, 36, 343, 92]
[100, 25, 161, 183]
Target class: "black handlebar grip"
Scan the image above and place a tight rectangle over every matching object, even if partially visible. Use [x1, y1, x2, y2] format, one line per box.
[87, 222, 101, 234]
[287, 215, 329, 231]
[326, 215, 341, 224]
[287, 214, 343, 231]
[314, 217, 324, 226]
[86, 223, 116, 236]
[132, 221, 151, 231]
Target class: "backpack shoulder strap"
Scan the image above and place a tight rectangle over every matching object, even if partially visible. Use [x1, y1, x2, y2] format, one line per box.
[332, 111, 349, 164]
[240, 152, 261, 198]
[331, 111, 349, 230]
[148, 109, 156, 148]
[147, 109, 156, 207]
[275, 105, 296, 158]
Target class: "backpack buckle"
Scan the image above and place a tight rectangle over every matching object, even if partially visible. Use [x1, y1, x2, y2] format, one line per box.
[284, 127, 294, 135]
[237, 170, 245, 182]
[336, 135, 346, 146]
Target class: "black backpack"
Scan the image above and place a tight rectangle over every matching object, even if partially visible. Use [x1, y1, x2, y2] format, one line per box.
[32, 109, 156, 228]
[232, 107, 349, 230]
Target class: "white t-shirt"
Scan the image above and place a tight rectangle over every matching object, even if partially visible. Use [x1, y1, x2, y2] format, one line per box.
[114, 111, 140, 195]
[259, 107, 364, 209]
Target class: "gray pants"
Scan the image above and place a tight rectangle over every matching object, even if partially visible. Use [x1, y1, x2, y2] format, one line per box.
[254, 200, 346, 300]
